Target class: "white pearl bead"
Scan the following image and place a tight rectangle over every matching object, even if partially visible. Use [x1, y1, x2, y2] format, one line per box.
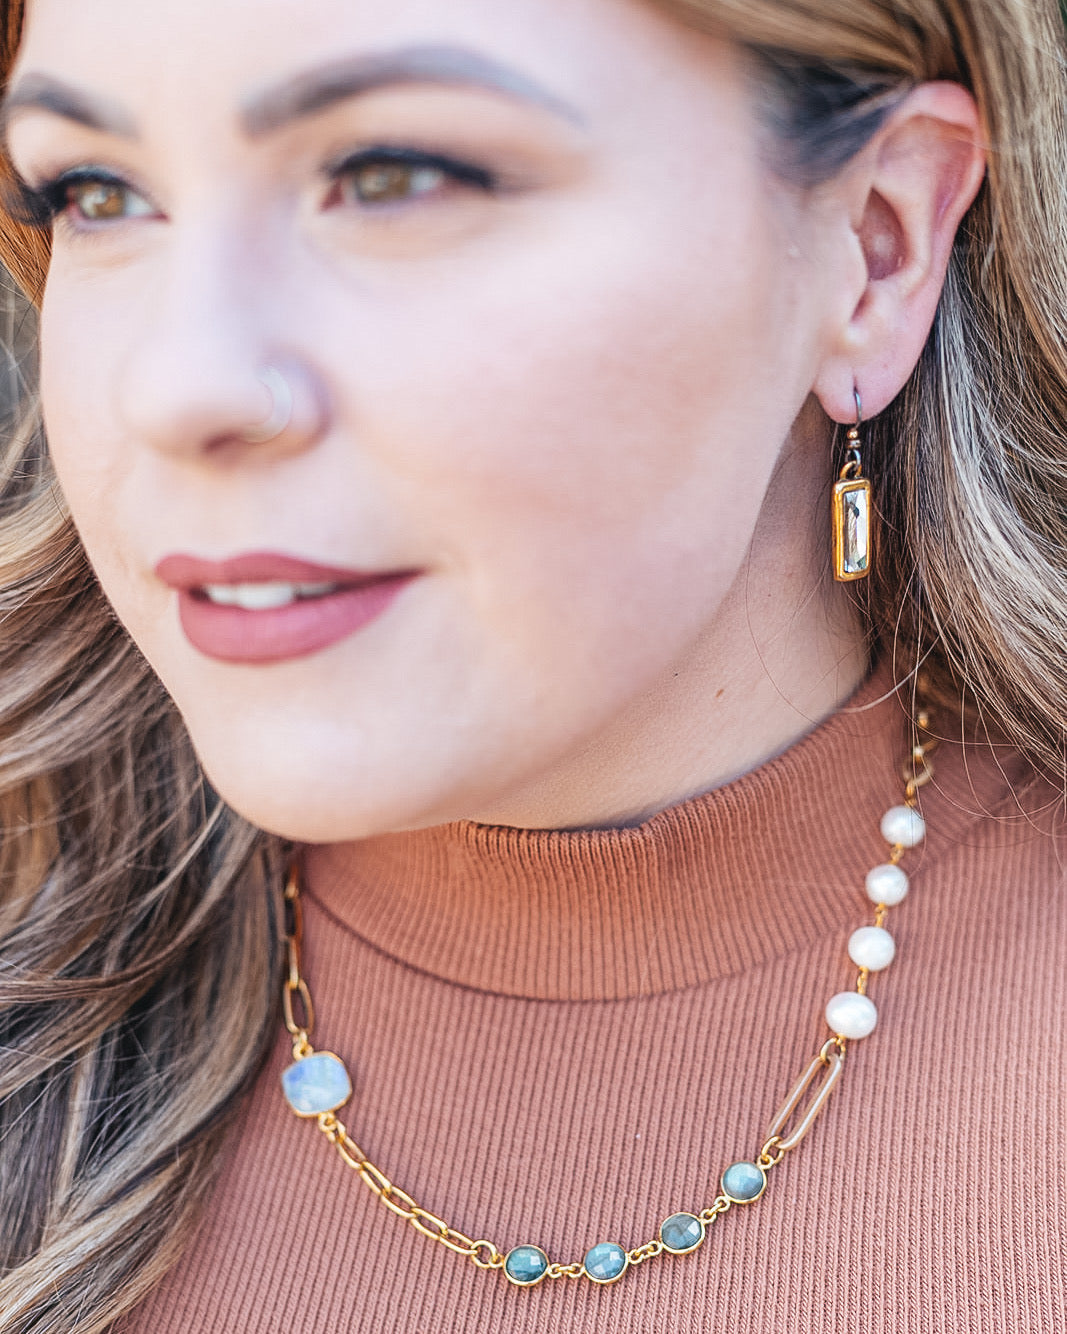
[865, 862, 909, 906]
[848, 925, 896, 971]
[880, 805, 926, 848]
[825, 991, 878, 1039]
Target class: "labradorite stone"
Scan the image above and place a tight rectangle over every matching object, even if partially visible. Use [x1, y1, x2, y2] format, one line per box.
[659, 1212, 705, 1254]
[504, 1246, 549, 1286]
[281, 1052, 352, 1117]
[584, 1242, 628, 1283]
[722, 1160, 766, 1203]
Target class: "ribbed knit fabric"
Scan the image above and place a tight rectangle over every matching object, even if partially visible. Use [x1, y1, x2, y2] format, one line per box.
[122, 669, 1067, 1332]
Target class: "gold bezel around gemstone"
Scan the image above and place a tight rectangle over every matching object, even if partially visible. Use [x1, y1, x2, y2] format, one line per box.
[720, 1161, 768, 1205]
[503, 1246, 550, 1287]
[281, 1050, 353, 1119]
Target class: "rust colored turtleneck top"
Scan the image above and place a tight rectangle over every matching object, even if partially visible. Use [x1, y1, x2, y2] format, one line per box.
[124, 671, 1067, 1332]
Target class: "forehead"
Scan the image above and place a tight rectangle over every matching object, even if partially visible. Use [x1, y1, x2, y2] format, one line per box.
[14, 0, 656, 109]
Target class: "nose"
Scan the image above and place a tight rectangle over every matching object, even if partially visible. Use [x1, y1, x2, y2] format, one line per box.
[114, 231, 325, 463]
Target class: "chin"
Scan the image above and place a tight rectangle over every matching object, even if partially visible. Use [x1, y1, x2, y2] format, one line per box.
[193, 736, 479, 843]
[201, 764, 401, 843]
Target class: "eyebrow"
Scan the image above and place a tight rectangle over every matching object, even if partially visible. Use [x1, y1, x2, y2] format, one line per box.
[0, 44, 583, 149]
[2, 74, 136, 140]
[241, 45, 583, 137]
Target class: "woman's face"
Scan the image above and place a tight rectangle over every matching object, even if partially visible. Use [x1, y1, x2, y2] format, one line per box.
[6, 0, 849, 838]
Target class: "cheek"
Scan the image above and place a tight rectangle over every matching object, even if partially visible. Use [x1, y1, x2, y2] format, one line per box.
[337, 187, 804, 673]
[40, 279, 164, 632]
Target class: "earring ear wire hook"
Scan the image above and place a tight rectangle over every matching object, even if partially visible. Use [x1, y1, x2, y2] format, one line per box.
[831, 381, 874, 582]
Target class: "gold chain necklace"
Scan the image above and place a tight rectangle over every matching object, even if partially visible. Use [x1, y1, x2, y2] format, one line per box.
[280, 708, 936, 1288]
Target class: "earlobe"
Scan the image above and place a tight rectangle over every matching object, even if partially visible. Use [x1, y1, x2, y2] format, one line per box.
[813, 82, 987, 423]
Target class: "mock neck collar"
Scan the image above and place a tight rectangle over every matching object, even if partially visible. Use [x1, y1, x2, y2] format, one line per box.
[304, 667, 988, 1001]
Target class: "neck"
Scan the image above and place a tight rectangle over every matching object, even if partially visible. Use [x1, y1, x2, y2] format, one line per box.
[466, 429, 870, 831]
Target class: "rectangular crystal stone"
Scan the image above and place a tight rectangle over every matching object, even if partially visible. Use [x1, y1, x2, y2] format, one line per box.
[832, 479, 871, 580]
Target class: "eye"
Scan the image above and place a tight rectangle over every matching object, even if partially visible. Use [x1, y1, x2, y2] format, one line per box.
[4, 167, 158, 232]
[63, 174, 155, 223]
[327, 148, 496, 209]
[341, 160, 445, 205]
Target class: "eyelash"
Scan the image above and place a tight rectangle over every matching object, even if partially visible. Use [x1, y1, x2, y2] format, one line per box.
[2, 165, 118, 231]
[2, 146, 499, 233]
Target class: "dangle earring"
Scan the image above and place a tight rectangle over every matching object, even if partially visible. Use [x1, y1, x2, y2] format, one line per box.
[831, 388, 873, 582]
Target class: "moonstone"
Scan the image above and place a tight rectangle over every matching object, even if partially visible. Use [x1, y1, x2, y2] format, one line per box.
[721, 1161, 766, 1203]
[659, 1213, 705, 1255]
[865, 862, 909, 906]
[880, 805, 926, 848]
[825, 991, 878, 1039]
[848, 925, 896, 971]
[281, 1052, 352, 1117]
[584, 1242, 628, 1284]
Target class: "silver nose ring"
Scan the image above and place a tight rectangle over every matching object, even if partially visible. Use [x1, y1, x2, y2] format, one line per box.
[242, 366, 294, 443]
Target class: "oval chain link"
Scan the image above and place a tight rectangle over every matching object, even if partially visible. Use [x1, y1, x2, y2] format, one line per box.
[627, 1239, 664, 1266]
[546, 1261, 584, 1280]
[699, 1195, 732, 1224]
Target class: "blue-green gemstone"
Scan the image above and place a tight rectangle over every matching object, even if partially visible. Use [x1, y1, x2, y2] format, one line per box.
[504, 1246, 549, 1287]
[659, 1212, 705, 1255]
[584, 1241, 628, 1284]
[281, 1052, 352, 1117]
[721, 1160, 767, 1203]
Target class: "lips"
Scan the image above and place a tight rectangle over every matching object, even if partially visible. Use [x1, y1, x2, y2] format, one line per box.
[155, 551, 419, 664]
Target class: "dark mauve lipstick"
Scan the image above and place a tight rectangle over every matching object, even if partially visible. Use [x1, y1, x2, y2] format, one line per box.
[154, 551, 420, 664]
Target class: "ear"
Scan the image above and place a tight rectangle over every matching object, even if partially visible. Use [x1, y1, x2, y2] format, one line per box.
[812, 82, 986, 422]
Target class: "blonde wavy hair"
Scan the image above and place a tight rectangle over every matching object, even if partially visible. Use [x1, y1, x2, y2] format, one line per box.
[0, 0, 1066, 1329]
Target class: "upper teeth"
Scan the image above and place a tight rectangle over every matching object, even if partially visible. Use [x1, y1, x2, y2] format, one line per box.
[201, 581, 337, 610]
